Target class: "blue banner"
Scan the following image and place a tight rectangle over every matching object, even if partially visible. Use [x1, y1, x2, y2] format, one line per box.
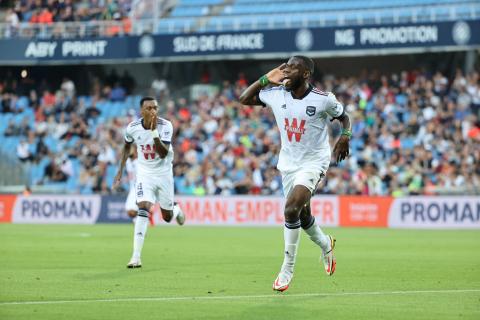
[97, 195, 132, 224]
[0, 20, 478, 63]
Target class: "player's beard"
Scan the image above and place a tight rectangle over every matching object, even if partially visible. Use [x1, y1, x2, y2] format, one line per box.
[284, 77, 301, 91]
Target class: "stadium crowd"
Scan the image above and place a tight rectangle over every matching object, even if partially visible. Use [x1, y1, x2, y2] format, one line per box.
[5, 0, 132, 23]
[1, 67, 479, 196]
[3, 0, 133, 38]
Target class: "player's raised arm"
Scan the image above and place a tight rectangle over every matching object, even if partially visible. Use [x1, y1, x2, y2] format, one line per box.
[113, 141, 131, 190]
[238, 63, 286, 105]
[149, 111, 169, 159]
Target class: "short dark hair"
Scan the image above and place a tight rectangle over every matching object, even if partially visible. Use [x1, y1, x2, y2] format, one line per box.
[292, 55, 314, 76]
[140, 96, 156, 108]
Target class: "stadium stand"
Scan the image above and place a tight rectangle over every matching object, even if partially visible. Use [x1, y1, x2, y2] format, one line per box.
[1, 67, 479, 196]
[1, 0, 479, 37]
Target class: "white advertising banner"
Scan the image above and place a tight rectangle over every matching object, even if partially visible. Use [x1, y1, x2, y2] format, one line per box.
[12, 195, 101, 224]
[388, 197, 480, 229]
[153, 196, 339, 226]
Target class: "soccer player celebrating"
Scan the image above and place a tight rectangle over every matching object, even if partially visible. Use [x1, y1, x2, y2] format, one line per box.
[113, 97, 185, 268]
[239, 56, 351, 291]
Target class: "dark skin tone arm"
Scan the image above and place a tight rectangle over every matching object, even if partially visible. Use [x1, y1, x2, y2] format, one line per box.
[332, 112, 351, 164]
[112, 142, 131, 190]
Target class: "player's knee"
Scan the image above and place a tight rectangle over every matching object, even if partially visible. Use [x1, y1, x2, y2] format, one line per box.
[161, 209, 173, 222]
[137, 201, 151, 211]
[284, 205, 301, 222]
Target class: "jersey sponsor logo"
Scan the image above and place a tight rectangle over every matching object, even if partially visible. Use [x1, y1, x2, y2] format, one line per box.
[284, 118, 306, 142]
[140, 144, 156, 160]
[306, 106, 316, 116]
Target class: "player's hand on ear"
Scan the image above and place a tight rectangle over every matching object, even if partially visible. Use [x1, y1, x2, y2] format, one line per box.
[266, 63, 287, 86]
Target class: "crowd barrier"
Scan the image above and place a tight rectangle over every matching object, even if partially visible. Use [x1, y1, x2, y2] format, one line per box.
[0, 194, 478, 229]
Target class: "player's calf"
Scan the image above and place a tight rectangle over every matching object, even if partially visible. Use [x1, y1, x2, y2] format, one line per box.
[161, 208, 173, 222]
[160, 204, 185, 225]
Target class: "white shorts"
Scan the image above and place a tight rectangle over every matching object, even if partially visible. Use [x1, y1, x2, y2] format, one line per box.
[125, 188, 138, 212]
[135, 173, 174, 210]
[282, 169, 326, 198]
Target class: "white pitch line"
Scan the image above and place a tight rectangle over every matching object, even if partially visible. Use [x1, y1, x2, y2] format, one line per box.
[1, 289, 479, 306]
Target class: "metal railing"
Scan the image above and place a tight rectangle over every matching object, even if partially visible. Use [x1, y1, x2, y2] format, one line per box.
[0, 150, 28, 186]
[0, 20, 131, 39]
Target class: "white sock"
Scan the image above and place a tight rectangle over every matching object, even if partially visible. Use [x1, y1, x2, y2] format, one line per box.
[171, 203, 180, 220]
[132, 209, 149, 260]
[282, 220, 301, 274]
[303, 217, 329, 251]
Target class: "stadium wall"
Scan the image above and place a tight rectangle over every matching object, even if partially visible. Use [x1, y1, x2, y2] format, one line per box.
[0, 20, 478, 64]
[0, 195, 478, 229]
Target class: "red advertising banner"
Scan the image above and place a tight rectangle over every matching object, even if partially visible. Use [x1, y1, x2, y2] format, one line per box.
[0, 195, 16, 223]
[339, 196, 393, 227]
[151, 196, 339, 226]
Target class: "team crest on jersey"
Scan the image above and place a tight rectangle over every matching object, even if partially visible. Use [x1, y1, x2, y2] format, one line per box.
[306, 106, 316, 116]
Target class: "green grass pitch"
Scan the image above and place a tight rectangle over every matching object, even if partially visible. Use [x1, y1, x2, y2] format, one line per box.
[1, 224, 479, 320]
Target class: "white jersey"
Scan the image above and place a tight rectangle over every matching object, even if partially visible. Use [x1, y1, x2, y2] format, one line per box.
[259, 85, 344, 173]
[125, 157, 137, 189]
[124, 117, 174, 176]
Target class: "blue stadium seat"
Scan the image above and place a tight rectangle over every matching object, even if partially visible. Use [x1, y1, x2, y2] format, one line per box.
[180, 0, 224, 4]
[401, 138, 415, 150]
[16, 96, 29, 110]
[67, 175, 78, 191]
[66, 136, 79, 148]
[44, 136, 58, 153]
[157, 18, 195, 34]
[202, 0, 479, 32]
[105, 164, 117, 187]
[171, 6, 207, 17]
[44, 181, 68, 193]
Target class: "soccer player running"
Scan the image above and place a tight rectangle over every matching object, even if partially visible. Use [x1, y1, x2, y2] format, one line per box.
[239, 56, 351, 292]
[113, 97, 185, 268]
